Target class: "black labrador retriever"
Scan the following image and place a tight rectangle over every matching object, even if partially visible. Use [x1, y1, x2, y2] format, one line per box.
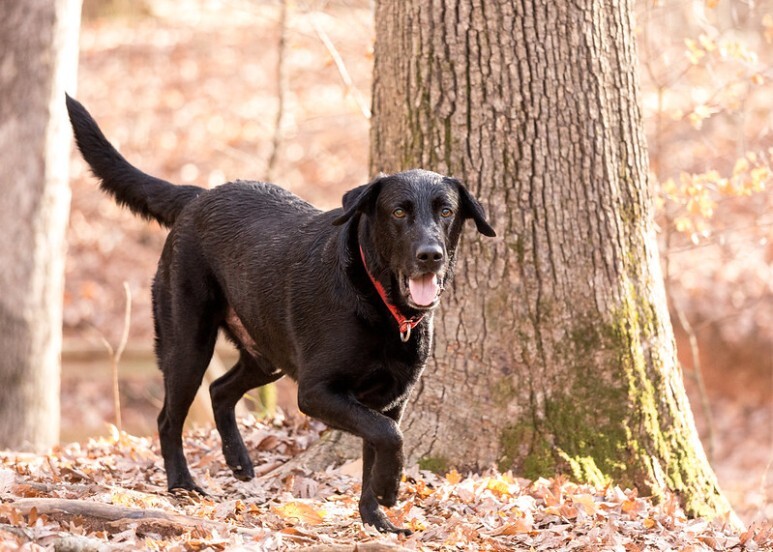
[66, 95, 496, 534]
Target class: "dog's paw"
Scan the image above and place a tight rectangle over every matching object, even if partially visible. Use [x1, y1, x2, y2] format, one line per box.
[222, 442, 255, 482]
[365, 517, 413, 536]
[359, 502, 412, 536]
[375, 488, 398, 507]
[168, 482, 208, 497]
[370, 472, 400, 507]
[228, 462, 255, 481]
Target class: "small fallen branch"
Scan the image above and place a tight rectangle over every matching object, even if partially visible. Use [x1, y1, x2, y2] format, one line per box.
[8, 497, 263, 538]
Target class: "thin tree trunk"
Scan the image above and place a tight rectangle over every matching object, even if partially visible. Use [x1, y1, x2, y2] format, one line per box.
[0, 0, 82, 451]
[369, 0, 733, 521]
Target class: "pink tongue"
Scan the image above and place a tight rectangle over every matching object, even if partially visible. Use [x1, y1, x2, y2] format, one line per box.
[408, 274, 439, 306]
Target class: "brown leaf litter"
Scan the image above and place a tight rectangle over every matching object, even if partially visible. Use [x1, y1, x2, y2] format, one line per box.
[1, 418, 770, 550]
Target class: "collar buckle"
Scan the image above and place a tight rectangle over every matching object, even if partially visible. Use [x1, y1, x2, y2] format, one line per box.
[359, 245, 424, 341]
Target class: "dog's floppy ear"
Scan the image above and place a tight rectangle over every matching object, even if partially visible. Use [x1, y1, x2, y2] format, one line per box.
[449, 178, 496, 237]
[332, 175, 385, 226]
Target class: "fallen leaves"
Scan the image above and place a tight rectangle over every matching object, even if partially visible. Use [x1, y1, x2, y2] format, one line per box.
[273, 501, 327, 526]
[0, 418, 770, 550]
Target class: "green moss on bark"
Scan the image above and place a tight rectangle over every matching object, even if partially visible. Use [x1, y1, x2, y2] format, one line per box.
[496, 280, 731, 521]
[492, 378, 518, 408]
[499, 421, 555, 477]
[507, 235, 525, 265]
[610, 282, 730, 519]
[418, 455, 450, 474]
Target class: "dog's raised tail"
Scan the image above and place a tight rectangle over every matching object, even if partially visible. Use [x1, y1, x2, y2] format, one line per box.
[66, 94, 204, 228]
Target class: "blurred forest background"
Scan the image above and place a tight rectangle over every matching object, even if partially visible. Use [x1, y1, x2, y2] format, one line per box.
[62, 0, 770, 523]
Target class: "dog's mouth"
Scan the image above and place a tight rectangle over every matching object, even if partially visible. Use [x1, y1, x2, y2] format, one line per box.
[400, 272, 444, 310]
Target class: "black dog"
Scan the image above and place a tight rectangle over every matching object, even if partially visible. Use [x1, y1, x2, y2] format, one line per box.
[66, 95, 495, 534]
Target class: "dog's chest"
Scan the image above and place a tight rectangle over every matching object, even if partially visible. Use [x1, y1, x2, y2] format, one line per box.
[352, 358, 424, 412]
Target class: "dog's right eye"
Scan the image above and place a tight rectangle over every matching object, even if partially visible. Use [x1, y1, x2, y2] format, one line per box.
[393, 208, 407, 219]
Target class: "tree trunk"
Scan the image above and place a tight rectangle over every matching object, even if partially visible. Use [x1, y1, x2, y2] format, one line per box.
[368, 0, 733, 521]
[0, 0, 82, 451]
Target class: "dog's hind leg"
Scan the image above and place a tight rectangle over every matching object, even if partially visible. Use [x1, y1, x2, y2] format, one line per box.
[154, 267, 222, 494]
[210, 351, 282, 481]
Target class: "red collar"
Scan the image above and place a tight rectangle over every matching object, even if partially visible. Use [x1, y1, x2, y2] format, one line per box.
[359, 245, 424, 342]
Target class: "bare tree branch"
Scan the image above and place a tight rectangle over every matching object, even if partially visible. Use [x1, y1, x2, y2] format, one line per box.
[267, 0, 288, 181]
[309, 14, 371, 119]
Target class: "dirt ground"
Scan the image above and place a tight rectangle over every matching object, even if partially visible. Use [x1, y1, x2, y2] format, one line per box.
[62, 0, 771, 526]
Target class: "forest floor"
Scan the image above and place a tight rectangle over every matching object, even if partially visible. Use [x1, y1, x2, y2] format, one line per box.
[1, 420, 771, 550]
[3, 0, 770, 549]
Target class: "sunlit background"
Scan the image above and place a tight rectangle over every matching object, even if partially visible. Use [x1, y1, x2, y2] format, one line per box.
[62, 0, 771, 523]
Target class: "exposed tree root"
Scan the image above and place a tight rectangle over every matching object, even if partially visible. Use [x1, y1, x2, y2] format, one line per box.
[260, 429, 360, 483]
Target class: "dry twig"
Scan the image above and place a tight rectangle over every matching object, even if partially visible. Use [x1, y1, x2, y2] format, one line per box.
[309, 14, 371, 119]
[91, 282, 132, 431]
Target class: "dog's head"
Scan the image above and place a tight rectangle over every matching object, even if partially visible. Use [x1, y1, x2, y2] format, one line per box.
[333, 169, 496, 311]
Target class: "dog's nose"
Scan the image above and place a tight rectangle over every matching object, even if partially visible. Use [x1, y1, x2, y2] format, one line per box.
[416, 244, 444, 266]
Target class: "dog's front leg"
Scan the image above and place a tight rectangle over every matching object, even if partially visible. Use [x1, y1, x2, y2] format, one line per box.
[361, 400, 407, 506]
[359, 444, 411, 534]
[297, 384, 408, 534]
[358, 456, 411, 536]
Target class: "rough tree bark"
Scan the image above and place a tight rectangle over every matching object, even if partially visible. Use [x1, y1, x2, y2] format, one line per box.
[0, 0, 82, 451]
[365, 0, 734, 521]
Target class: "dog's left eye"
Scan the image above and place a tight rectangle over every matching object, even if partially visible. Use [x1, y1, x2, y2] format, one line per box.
[440, 207, 454, 218]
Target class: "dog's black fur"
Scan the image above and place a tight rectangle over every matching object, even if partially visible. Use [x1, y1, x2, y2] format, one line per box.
[66, 94, 495, 534]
